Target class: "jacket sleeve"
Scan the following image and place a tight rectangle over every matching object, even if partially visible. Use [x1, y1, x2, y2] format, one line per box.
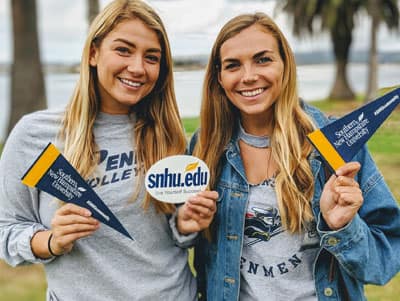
[187, 130, 199, 155]
[317, 145, 400, 285]
[0, 118, 54, 266]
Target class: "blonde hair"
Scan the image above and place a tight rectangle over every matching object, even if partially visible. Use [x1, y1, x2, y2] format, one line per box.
[60, 0, 186, 213]
[193, 13, 316, 232]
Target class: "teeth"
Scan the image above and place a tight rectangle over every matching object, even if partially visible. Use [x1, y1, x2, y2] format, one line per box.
[240, 88, 264, 97]
[120, 78, 142, 87]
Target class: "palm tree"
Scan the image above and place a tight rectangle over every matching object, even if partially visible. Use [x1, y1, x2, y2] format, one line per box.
[87, 0, 100, 26]
[8, 0, 46, 135]
[362, 0, 399, 102]
[277, 0, 361, 100]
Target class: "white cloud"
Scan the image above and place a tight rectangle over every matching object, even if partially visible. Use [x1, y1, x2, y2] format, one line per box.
[1, 0, 399, 63]
[148, 0, 225, 33]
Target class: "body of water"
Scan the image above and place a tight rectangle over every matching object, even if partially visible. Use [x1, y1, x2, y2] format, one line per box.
[1, 63, 400, 142]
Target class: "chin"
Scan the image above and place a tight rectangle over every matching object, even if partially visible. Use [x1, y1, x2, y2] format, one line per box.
[118, 96, 143, 106]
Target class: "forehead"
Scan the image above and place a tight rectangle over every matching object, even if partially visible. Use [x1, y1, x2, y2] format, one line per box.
[103, 18, 161, 48]
[220, 24, 279, 59]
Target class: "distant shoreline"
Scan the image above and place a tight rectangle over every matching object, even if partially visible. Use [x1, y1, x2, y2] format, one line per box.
[0, 61, 206, 74]
[0, 50, 399, 74]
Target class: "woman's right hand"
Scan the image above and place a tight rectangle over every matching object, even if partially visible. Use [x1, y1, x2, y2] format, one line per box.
[177, 190, 218, 234]
[320, 162, 363, 230]
[49, 203, 100, 255]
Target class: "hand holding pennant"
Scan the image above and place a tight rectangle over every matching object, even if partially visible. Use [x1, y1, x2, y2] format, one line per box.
[21, 143, 134, 240]
[307, 87, 400, 171]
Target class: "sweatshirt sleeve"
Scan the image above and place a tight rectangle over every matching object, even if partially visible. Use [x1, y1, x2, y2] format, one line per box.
[0, 116, 55, 266]
[168, 207, 198, 248]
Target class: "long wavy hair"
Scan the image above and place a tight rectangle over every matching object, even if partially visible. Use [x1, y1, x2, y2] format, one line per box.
[60, 0, 186, 213]
[193, 13, 316, 232]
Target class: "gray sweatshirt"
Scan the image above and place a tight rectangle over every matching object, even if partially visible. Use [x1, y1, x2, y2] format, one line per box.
[0, 109, 197, 301]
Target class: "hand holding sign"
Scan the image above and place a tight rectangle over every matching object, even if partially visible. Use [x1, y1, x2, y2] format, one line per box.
[177, 190, 218, 234]
[145, 155, 217, 234]
[319, 162, 363, 230]
[49, 203, 100, 256]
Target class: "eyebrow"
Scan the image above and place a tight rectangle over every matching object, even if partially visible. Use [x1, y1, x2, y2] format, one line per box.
[113, 38, 162, 53]
[253, 50, 273, 59]
[221, 49, 273, 64]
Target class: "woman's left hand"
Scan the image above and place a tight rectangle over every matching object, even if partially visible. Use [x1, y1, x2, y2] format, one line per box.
[320, 162, 363, 230]
[177, 190, 218, 235]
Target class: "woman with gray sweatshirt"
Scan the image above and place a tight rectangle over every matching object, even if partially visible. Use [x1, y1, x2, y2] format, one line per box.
[0, 1, 217, 300]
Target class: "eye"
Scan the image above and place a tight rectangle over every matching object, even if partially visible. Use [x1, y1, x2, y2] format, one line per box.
[256, 56, 272, 64]
[116, 47, 130, 56]
[223, 62, 240, 70]
[145, 55, 160, 64]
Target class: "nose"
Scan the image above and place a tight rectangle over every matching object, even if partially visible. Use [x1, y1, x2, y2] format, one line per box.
[127, 55, 145, 76]
[242, 64, 258, 84]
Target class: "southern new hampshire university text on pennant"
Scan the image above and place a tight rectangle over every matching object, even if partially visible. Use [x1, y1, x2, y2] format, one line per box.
[21, 142, 134, 240]
[307, 87, 400, 171]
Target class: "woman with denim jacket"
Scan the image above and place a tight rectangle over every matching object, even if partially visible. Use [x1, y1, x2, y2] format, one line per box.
[190, 12, 400, 301]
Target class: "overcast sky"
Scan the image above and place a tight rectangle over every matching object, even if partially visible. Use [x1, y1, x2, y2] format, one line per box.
[0, 0, 399, 63]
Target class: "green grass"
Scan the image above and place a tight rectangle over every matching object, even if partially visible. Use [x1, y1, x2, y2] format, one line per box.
[0, 261, 46, 301]
[368, 113, 400, 154]
[182, 117, 200, 136]
[0, 98, 399, 300]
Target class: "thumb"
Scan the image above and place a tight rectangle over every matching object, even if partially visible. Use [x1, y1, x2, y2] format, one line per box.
[336, 162, 361, 179]
[324, 172, 337, 188]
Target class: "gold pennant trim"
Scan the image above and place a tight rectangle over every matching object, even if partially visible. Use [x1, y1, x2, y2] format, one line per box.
[308, 130, 345, 171]
[21, 143, 60, 187]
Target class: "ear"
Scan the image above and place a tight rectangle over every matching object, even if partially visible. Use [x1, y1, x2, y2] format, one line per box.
[217, 68, 222, 86]
[89, 44, 99, 67]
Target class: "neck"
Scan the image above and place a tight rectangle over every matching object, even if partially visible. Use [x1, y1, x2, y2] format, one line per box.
[240, 112, 273, 136]
[238, 122, 270, 148]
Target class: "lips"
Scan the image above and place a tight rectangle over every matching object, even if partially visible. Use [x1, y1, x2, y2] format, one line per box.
[239, 88, 265, 97]
[119, 77, 143, 88]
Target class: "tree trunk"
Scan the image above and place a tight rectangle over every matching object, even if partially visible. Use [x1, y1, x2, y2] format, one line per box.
[365, 8, 379, 102]
[328, 23, 355, 100]
[330, 59, 355, 99]
[87, 0, 100, 27]
[8, 0, 46, 135]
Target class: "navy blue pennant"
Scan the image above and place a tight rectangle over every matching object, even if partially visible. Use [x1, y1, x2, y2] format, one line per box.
[308, 87, 400, 171]
[22, 143, 134, 240]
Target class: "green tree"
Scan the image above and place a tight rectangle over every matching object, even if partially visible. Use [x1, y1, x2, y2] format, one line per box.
[9, 0, 46, 135]
[362, 0, 399, 102]
[277, 0, 361, 100]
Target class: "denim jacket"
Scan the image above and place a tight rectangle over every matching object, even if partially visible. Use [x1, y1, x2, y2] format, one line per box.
[192, 104, 400, 301]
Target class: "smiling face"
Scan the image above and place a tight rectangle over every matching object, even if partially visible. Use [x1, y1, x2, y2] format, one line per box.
[218, 24, 284, 124]
[90, 18, 161, 114]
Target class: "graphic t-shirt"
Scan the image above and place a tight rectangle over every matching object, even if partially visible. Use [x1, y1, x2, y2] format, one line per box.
[240, 178, 319, 301]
